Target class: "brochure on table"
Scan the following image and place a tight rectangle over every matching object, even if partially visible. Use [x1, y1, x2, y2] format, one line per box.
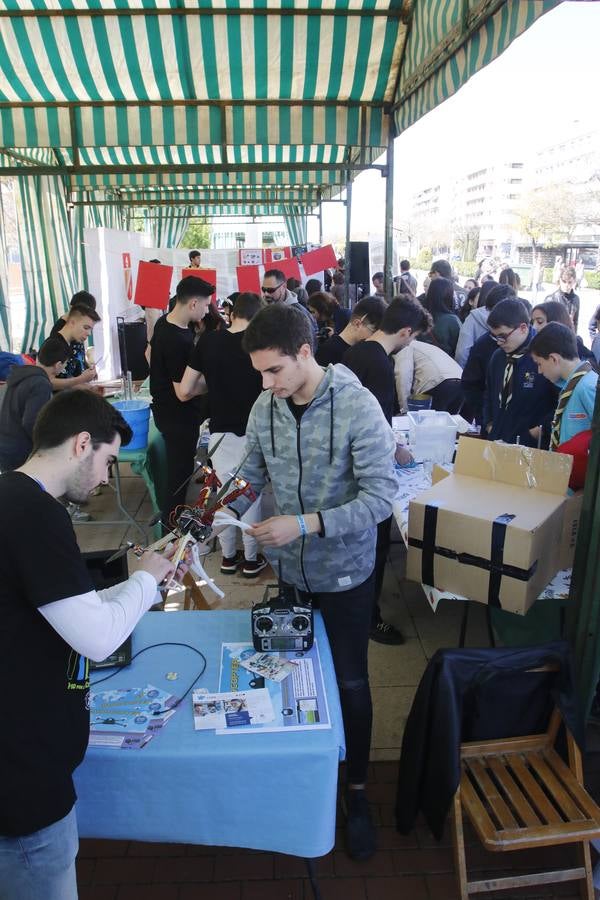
[89, 684, 177, 749]
[217, 641, 331, 734]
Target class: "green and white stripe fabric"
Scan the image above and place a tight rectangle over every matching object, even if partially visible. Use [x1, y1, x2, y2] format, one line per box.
[283, 205, 308, 247]
[0, 0, 559, 330]
[145, 207, 190, 249]
[16, 174, 76, 351]
[395, 0, 560, 133]
[0, 187, 10, 350]
[0, 1, 402, 217]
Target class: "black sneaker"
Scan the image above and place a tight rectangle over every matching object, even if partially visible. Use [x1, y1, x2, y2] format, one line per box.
[242, 554, 269, 578]
[220, 551, 242, 574]
[343, 789, 377, 861]
[369, 620, 405, 645]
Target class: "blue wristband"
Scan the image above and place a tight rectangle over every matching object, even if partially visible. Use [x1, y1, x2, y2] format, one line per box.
[297, 515, 307, 537]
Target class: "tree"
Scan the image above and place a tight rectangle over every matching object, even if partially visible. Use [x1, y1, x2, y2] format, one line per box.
[517, 183, 581, 253]
[180, 219, 211, 250]
[415, 247, 432, 270]
[451, 221, 480, 261]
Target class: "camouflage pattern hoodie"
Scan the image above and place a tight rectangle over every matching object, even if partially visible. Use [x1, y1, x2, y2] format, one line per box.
[232, 363, 397, 593]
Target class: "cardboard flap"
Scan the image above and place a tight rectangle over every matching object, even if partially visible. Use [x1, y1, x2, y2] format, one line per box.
[431, 465, 451, 486]
[453, 437, 572, 496]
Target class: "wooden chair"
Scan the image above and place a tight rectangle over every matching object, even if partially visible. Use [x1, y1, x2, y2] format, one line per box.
[451, 706, 600, 899]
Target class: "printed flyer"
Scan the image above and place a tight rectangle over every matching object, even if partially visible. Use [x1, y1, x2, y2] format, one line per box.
[218, 641, 331, 734]
[192, 688, 274, 731]
[89, 684, 177, 749]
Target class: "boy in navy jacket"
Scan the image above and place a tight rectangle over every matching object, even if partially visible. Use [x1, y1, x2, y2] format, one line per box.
[483, 300, 557, 447]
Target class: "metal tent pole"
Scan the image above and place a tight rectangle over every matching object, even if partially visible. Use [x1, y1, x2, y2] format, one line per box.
[317, 189, 323, 246]
[343, 177, 352, 308]
[383, 122, 395, 301]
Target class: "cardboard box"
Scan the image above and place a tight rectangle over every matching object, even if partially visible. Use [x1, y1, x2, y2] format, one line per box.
[406, 438, 579, 614]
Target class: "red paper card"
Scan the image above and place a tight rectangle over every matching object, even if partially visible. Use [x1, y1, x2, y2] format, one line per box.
[181, 267, 217, 291]
[270, 256, 301, 282]
[133, 261, 173, 310]
[300, 245, 337, 276]
[236, 265, 261, 295]
[181, 267, 217, 305]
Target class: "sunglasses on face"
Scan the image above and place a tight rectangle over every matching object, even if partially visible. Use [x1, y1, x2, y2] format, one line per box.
[262, 284, 284, 294]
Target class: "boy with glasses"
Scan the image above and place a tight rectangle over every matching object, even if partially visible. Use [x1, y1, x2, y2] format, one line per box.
[262, 269, 317, 336]
[483, 299, 557, 447]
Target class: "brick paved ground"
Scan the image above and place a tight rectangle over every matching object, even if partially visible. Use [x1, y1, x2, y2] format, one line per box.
[77, 760, 592, 900]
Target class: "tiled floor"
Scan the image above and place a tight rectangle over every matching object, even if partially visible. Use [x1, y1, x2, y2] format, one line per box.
[76, 761, 588, 899]
[73, 469, 594, 900]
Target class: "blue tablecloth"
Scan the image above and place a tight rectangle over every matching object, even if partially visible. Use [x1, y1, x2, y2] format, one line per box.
[74, 610, 345, 857]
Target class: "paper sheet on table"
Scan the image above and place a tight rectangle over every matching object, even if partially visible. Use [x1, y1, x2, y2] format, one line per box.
[192, 688, 274, 730]
[218, 642, 331, 734]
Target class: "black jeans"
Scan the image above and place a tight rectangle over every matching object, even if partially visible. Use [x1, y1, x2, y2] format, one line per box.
[299, 571, 375, 785]
[427, 378, 464, 414]
[374, 516, 392, 605]
[156, 418, 200, 531]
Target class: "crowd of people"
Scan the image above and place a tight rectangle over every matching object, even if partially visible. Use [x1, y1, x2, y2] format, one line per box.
[0, 251, 598, 895]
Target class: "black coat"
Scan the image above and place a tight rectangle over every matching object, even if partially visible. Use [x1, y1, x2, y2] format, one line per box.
[395, 642, 581, 840]
[0, 366, 52, 470]
[460, 332, 497, 424]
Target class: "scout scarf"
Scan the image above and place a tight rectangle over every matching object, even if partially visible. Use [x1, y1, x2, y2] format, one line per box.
[500, 347, 528, 408]
[550, 361, 592, 450]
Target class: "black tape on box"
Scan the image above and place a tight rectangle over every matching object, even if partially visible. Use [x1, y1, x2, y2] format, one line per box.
[408, 505, 537, 605]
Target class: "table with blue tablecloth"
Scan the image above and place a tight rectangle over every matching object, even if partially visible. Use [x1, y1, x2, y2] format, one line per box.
[74, 610, 345, 858]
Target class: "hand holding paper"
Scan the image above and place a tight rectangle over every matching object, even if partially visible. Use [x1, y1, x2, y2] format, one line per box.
[211, 509, 253, 535]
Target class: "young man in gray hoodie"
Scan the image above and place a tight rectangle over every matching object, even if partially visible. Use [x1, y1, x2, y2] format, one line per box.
[226, 303, 397, 862]
[0, 337, 69, 471]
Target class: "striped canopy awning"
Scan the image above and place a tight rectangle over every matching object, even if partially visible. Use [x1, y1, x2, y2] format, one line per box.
[0, 0, 558, 216]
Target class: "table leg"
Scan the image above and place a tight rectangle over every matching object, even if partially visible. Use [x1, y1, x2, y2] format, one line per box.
[304, 858, 323, 900]
[109, 459, 147, 541]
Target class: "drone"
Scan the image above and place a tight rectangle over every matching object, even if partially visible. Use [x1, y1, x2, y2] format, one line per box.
[106, 435, 255, 598]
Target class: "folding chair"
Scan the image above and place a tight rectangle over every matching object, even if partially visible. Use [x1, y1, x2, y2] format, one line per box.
[452, 685, 600, 898]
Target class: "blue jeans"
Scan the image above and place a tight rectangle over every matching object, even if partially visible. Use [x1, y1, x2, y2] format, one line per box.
[0, 807, 79, 900]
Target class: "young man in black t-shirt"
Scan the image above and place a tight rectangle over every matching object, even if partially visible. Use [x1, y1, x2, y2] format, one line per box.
[179, 292, 267, 576]
[0, 391, 175, 899]
[50, 303, 101, 390]
[315, 296, 386, 367]
[343, 298, 431, 645]
[150, 275, 213, 530]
